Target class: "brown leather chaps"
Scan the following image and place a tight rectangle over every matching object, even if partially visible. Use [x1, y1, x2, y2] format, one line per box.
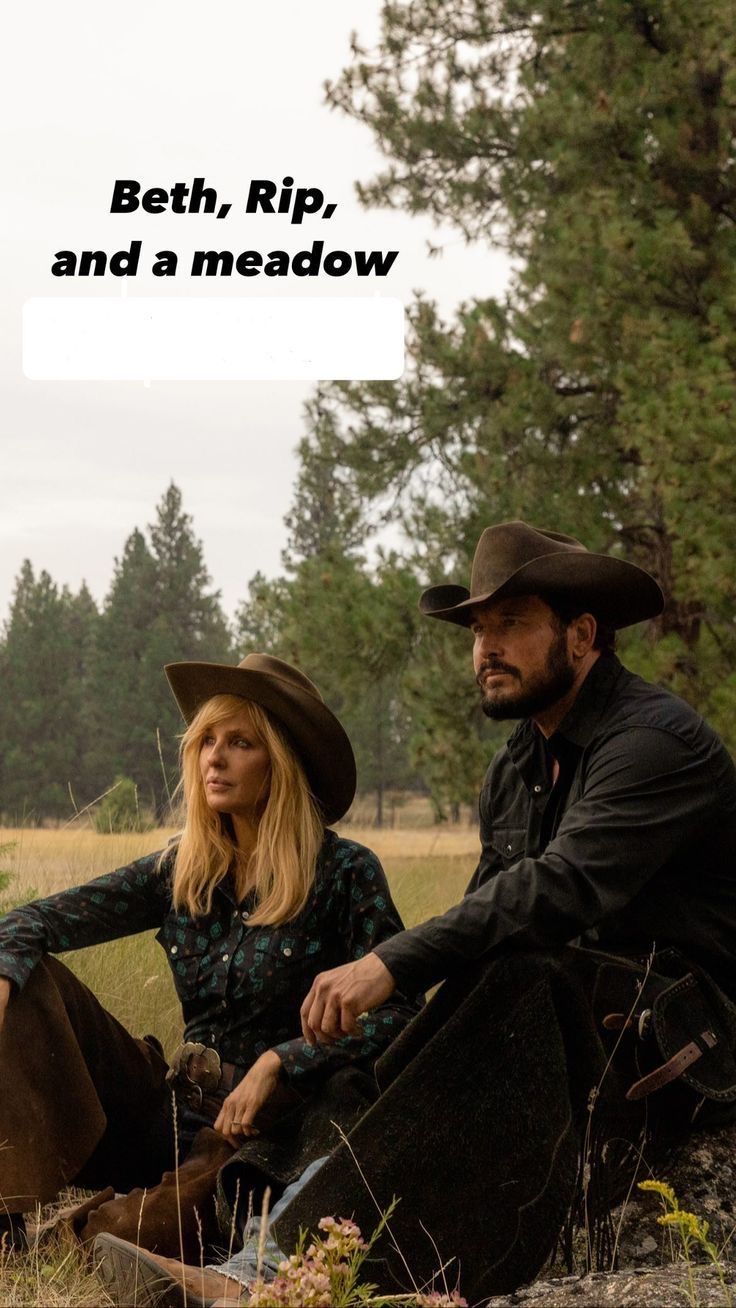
[0, 962, 239, 1255]
[0, 956, 176, 1211]
[0, 956, 233, 1257]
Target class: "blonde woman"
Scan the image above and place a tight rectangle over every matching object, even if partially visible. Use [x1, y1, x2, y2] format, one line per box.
[0, 654, 417, 1257]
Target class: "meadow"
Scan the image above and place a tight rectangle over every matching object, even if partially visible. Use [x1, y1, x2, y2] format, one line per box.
[0, 822, 478, 1306]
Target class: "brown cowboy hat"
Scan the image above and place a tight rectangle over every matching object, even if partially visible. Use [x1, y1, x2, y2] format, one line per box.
[164, 653, 356, 824]
[420, 520, 664, 629]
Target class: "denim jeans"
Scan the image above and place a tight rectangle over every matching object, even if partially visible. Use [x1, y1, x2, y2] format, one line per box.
[206, 1156, 329, 1288]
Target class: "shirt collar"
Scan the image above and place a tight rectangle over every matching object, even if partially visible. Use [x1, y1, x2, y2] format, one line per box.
[551, 653, 623, 750]
[506, 653, 623, 769]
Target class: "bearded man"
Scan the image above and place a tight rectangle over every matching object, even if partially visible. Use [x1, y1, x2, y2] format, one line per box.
[302, 520, 736, 1020]
[97, 522, 736, 1306]
[292, 524, 736, 1288]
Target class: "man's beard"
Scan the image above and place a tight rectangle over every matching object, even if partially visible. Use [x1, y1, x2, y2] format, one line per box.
[478, 629, 576, 721]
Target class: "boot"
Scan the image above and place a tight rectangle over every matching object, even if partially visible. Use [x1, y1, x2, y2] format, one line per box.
[78, 1127, 234, 1260]
[93, 1233, 246, 1307]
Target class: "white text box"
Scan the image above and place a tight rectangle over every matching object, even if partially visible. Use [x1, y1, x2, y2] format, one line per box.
[23, 297, 404, 381]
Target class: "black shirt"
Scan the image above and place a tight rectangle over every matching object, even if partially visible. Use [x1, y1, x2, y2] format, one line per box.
[376, 655, 736, 997]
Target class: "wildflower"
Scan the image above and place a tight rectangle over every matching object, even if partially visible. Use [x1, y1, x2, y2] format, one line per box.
[658, 1210, 710, 1242]
[415, 1292, 468, 1307]
[317, 1214, 368, 1255]
[638, 1179, 677, 1208]
[247, 1214, 370, 1306]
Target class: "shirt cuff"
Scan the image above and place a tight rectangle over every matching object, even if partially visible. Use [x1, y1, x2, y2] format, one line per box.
[272, 1037, 330, 1083]
[0, 951, 34, 993]
[373, 935, 436, 996]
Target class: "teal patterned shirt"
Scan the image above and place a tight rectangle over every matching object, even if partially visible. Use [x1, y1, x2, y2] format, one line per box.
[0, 830, 421, 1087]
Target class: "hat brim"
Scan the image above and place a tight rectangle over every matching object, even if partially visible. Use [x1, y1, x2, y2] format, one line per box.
[420, 553, 664, 630]
[164, 662, 356, 824]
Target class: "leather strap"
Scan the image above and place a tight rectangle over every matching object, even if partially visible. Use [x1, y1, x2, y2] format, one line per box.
[626, 1029, 718, 1101]
[602, 1012, 632, 1031]
[219, 1061, 242, 1093]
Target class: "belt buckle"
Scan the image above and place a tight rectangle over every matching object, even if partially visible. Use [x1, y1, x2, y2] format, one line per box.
[166, 1042, 222, 1109]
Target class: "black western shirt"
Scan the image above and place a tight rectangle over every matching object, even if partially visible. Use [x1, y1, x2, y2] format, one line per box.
[376, 655, 736, 998]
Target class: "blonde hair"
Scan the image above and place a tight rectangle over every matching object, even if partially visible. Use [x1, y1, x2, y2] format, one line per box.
[168, 693, 324, 924]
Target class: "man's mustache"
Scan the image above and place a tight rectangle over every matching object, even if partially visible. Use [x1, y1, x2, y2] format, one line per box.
[476, 661, 520, 686]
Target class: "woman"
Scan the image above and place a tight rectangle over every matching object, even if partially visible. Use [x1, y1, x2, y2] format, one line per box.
[0, 653, 418, 1255]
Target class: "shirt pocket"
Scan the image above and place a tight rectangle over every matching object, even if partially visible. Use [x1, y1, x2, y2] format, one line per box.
[262, 932, 317, 998]
[489, 827, 526, 869]
[155, 927, 203, 1003]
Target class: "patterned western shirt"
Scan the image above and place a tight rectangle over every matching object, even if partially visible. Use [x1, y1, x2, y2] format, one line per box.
[0, 830, 420, 1088]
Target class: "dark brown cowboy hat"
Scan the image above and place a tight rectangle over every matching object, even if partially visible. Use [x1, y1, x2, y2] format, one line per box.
[164, 653, 356, 824]
[420, 520, 664, 629]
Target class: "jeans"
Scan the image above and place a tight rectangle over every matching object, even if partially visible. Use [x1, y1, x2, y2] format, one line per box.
[206, 1156, 329, 1288]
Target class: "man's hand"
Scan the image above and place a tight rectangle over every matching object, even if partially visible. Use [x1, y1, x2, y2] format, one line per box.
[300, 953, 396, 1046]
[214, 1049, 282, 1143]
[0, 977, 11, 1036]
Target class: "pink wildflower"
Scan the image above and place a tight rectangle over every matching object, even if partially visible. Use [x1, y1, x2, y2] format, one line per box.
[247, 1214, 372, 1306]
[415, 1292, 468, 1307]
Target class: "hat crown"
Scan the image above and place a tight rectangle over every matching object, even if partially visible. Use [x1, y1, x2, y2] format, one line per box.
[164, 652, 354, 821]
[419, 518, 664, 630]
[470, 521, 587, 596]
[237, 653, 324, 704]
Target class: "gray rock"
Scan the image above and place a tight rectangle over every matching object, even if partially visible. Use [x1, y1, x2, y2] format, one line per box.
[611, 1121, 736, 1270]
[485, 1265, 736, 1306]
[484, 1122, 736, 1306]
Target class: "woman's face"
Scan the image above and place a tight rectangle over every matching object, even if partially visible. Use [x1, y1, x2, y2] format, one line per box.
[198, 706, 271, 820]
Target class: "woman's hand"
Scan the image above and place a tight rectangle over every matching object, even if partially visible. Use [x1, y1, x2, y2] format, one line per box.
[214, 1049, 283, 1143]
[0, 977, 12, 1036]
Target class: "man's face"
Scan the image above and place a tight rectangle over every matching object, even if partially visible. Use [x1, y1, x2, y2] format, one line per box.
[471, 594, 575, 721]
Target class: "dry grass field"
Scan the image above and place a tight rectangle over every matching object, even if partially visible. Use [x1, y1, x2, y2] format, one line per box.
[0, 822, 478, 1305]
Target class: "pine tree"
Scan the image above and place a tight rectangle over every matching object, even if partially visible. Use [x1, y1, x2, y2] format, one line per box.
[237, 552, 419, 826]
[283, 392, 367, 566]
[0, 564, 100, 820]
[237, 413, 420, 824]
[94, 486, 233, 813]
[89, 527, 160, 802]
[313, 0, 736, 746]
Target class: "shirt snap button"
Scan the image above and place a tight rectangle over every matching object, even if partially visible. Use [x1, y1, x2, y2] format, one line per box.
[222, 953, 229, 962]
[283, 947, 293, 957]
[505, 843, 513, 853]
[241, 911, 250, 921]
[533, 784, 542, 794]
[170, 945, 178, 955]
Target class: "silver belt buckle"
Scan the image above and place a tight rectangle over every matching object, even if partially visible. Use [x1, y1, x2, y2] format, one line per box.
[166, 1041, 222, 1109]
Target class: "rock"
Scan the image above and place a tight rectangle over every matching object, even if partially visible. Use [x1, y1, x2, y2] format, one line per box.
[633, 1236, 658, 1257]
[485, 1265, 736, 1306]
[485, 1122, 736, 1306]
[612, 1120, 736, 1269]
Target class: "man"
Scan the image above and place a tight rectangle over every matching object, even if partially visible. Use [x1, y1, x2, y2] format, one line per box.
[285, 521, 736, 1296]
[97, 521, 736, 1305]
[300, 520, 736, 1028]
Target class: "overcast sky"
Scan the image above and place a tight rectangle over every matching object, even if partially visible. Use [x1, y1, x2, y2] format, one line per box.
[1, 2, 511, 624]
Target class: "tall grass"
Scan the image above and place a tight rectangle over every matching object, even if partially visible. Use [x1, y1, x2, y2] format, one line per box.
[0, 1232, 112, 1308]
